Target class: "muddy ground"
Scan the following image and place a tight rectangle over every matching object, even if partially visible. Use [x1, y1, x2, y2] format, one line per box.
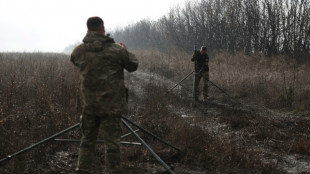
[127, 71, 310, 173]
[0, 70, 310, 174]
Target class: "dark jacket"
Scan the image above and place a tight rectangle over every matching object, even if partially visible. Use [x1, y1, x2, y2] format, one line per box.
[191, 50, 209, 72]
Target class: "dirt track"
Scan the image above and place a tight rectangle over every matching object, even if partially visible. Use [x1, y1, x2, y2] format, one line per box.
[127, 70, 310, 173]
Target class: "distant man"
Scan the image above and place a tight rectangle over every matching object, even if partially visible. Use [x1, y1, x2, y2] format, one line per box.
[70, 16, 138, 174]
[191, 46, 209, 102]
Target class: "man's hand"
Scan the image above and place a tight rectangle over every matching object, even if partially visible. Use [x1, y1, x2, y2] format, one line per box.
[199, 64, 209, 73]
[119, 42, 127, 49]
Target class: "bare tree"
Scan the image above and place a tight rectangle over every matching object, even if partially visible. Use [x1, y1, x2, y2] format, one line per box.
[113, 0, 310, 60]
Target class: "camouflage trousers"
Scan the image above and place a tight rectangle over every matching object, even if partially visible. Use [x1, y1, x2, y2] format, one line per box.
[194, 71, 209, 101]
[76, 113, 122, 174]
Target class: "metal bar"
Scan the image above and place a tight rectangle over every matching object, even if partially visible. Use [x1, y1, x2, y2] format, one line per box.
[121, 115, 182, 152]
[121, 129, 140, 139]
[193, 73, 197, 100]
[169, 70, 194, 91]
[53, 139, 141, 145]
[193, 59, 198, 101]
[201, 74, 235, 99]
[120, 142, 141, 145]
[122, 119, 175, 174]
[0, 123, 80, 164]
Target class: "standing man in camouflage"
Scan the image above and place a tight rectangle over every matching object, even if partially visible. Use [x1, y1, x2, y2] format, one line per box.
[191, 46, 209, 102]
[70, 16, 138, 174]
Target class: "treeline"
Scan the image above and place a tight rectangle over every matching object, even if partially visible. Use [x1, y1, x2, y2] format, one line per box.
[113, 0, 309, 59]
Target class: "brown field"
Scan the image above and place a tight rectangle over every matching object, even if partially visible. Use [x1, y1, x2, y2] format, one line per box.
[0, 51, 309, 173]
[135, 50, 310, 110]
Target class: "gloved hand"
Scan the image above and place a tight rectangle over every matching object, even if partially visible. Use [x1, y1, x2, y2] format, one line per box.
[199, 64, 209, 73]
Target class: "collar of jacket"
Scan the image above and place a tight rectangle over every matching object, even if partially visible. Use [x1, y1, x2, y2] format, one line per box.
[83, 31, 114, 44]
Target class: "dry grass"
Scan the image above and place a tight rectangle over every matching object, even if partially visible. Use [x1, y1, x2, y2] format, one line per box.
[123, 79, 284, 173]
[134, 50, 310, 111]
[0, 51, 309, 173]
[0, 53, 80, 173]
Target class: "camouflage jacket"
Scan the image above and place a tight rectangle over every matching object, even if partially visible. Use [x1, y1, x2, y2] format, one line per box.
[70, 31, 138, 115]
[191, 50, 209, 72]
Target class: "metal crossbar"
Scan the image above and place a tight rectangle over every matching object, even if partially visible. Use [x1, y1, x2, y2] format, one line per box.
[122, 119, 175, 174]
[0, 123, 80, 164]
[0, 116, 180, 174]
[121, 115, 182, 152]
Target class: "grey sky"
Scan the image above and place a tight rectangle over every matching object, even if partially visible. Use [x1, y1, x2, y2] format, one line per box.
[0, 0, 186, 52]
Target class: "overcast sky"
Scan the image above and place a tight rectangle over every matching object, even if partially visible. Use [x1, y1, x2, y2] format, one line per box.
[0, 0, 186, 52]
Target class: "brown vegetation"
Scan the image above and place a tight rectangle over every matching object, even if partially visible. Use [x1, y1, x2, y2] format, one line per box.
[135, 50, 310, 110]
[0, 51, 309, 173]
[0, 53, 80, 173]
